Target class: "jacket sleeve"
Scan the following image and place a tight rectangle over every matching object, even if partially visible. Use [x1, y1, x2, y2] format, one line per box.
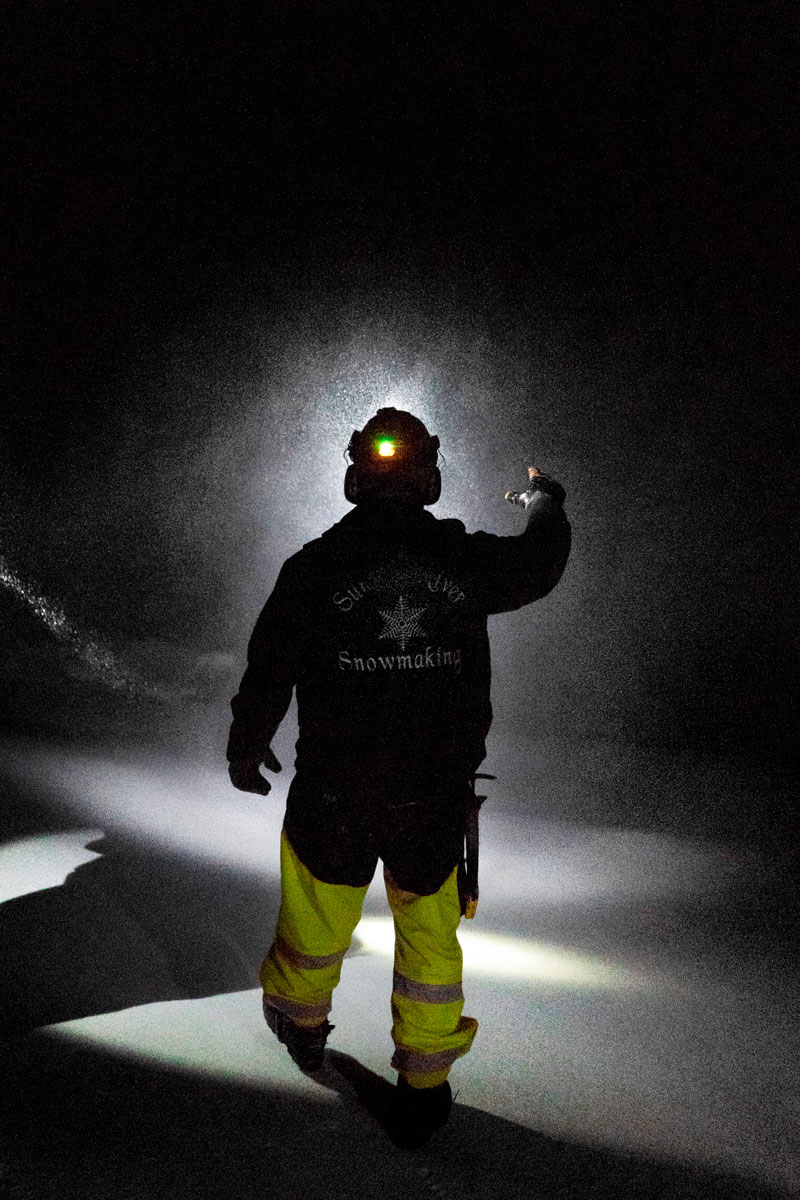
[226, 561, 301, 762]
[469, 491, 572, 615]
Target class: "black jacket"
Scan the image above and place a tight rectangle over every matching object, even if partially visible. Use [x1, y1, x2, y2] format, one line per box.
[228, 493, 571, 788]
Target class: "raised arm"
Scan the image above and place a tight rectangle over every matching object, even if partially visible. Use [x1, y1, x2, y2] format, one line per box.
[470, 467, 572, 614]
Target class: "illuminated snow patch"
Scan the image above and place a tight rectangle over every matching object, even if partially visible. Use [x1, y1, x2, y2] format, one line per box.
[0, 830, 104, 902]
[356, 917, 640, 991]
[52, 990, 339, 1098]
[3, 743, 758, 913]
[12, 749, 285, 879]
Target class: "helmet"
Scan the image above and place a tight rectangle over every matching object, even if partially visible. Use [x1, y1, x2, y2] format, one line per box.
[344, 408, 441, 506]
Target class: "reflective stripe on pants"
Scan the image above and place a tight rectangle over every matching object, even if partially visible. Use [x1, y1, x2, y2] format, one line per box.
[260, 830, 368, 1026]
[261, 829, 478, 1082]
[386, 864, 478, 1088]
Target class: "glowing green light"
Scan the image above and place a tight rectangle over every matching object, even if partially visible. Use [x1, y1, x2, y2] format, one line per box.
[377, 440, 395, 457]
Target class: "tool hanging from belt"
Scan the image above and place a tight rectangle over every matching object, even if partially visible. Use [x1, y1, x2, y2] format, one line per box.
[458, 773, 495, 919]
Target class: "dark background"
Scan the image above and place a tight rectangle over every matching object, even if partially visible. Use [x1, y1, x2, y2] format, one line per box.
[1, 2, 796, 784]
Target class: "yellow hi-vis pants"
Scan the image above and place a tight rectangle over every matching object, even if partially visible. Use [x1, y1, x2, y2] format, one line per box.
[260, 830, 478, 1088]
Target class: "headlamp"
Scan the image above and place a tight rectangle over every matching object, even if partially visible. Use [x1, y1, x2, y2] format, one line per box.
[345, 409, 441, 505]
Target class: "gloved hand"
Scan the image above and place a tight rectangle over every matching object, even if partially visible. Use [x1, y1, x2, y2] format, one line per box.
[505, 466, 566, 508]
[228, 747, 282, 796]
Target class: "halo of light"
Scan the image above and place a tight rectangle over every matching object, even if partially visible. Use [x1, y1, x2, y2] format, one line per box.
[355, 917, 642, 991]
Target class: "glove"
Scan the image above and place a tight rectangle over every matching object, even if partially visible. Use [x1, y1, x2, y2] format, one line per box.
[505, 466, 566, 508]
[228, 747, 282, 796]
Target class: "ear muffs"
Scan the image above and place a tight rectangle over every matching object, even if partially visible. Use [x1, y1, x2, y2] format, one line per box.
[422, 466, 441, 505]
[424, 437, 441, 503]
[344, 464, 359, 504]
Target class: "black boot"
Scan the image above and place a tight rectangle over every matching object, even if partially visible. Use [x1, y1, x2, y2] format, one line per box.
[389, 1076, 453, 1149]
[262, 996, 334, 1072]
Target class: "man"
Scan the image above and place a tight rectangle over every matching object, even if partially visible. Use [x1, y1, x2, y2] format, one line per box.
[228, 407, 571, 1147]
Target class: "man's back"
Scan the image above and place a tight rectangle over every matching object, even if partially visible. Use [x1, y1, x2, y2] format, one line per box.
[229, 494, 571, 785]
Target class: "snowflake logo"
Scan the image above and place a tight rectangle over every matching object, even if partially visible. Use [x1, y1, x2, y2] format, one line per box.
[378, 595, 426, 651]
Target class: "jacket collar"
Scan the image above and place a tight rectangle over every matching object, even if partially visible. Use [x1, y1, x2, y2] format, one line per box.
[330, 500, 435, 540]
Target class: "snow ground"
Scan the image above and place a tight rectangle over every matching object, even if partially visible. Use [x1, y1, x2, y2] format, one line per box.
[0, 740, 797, 1199]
